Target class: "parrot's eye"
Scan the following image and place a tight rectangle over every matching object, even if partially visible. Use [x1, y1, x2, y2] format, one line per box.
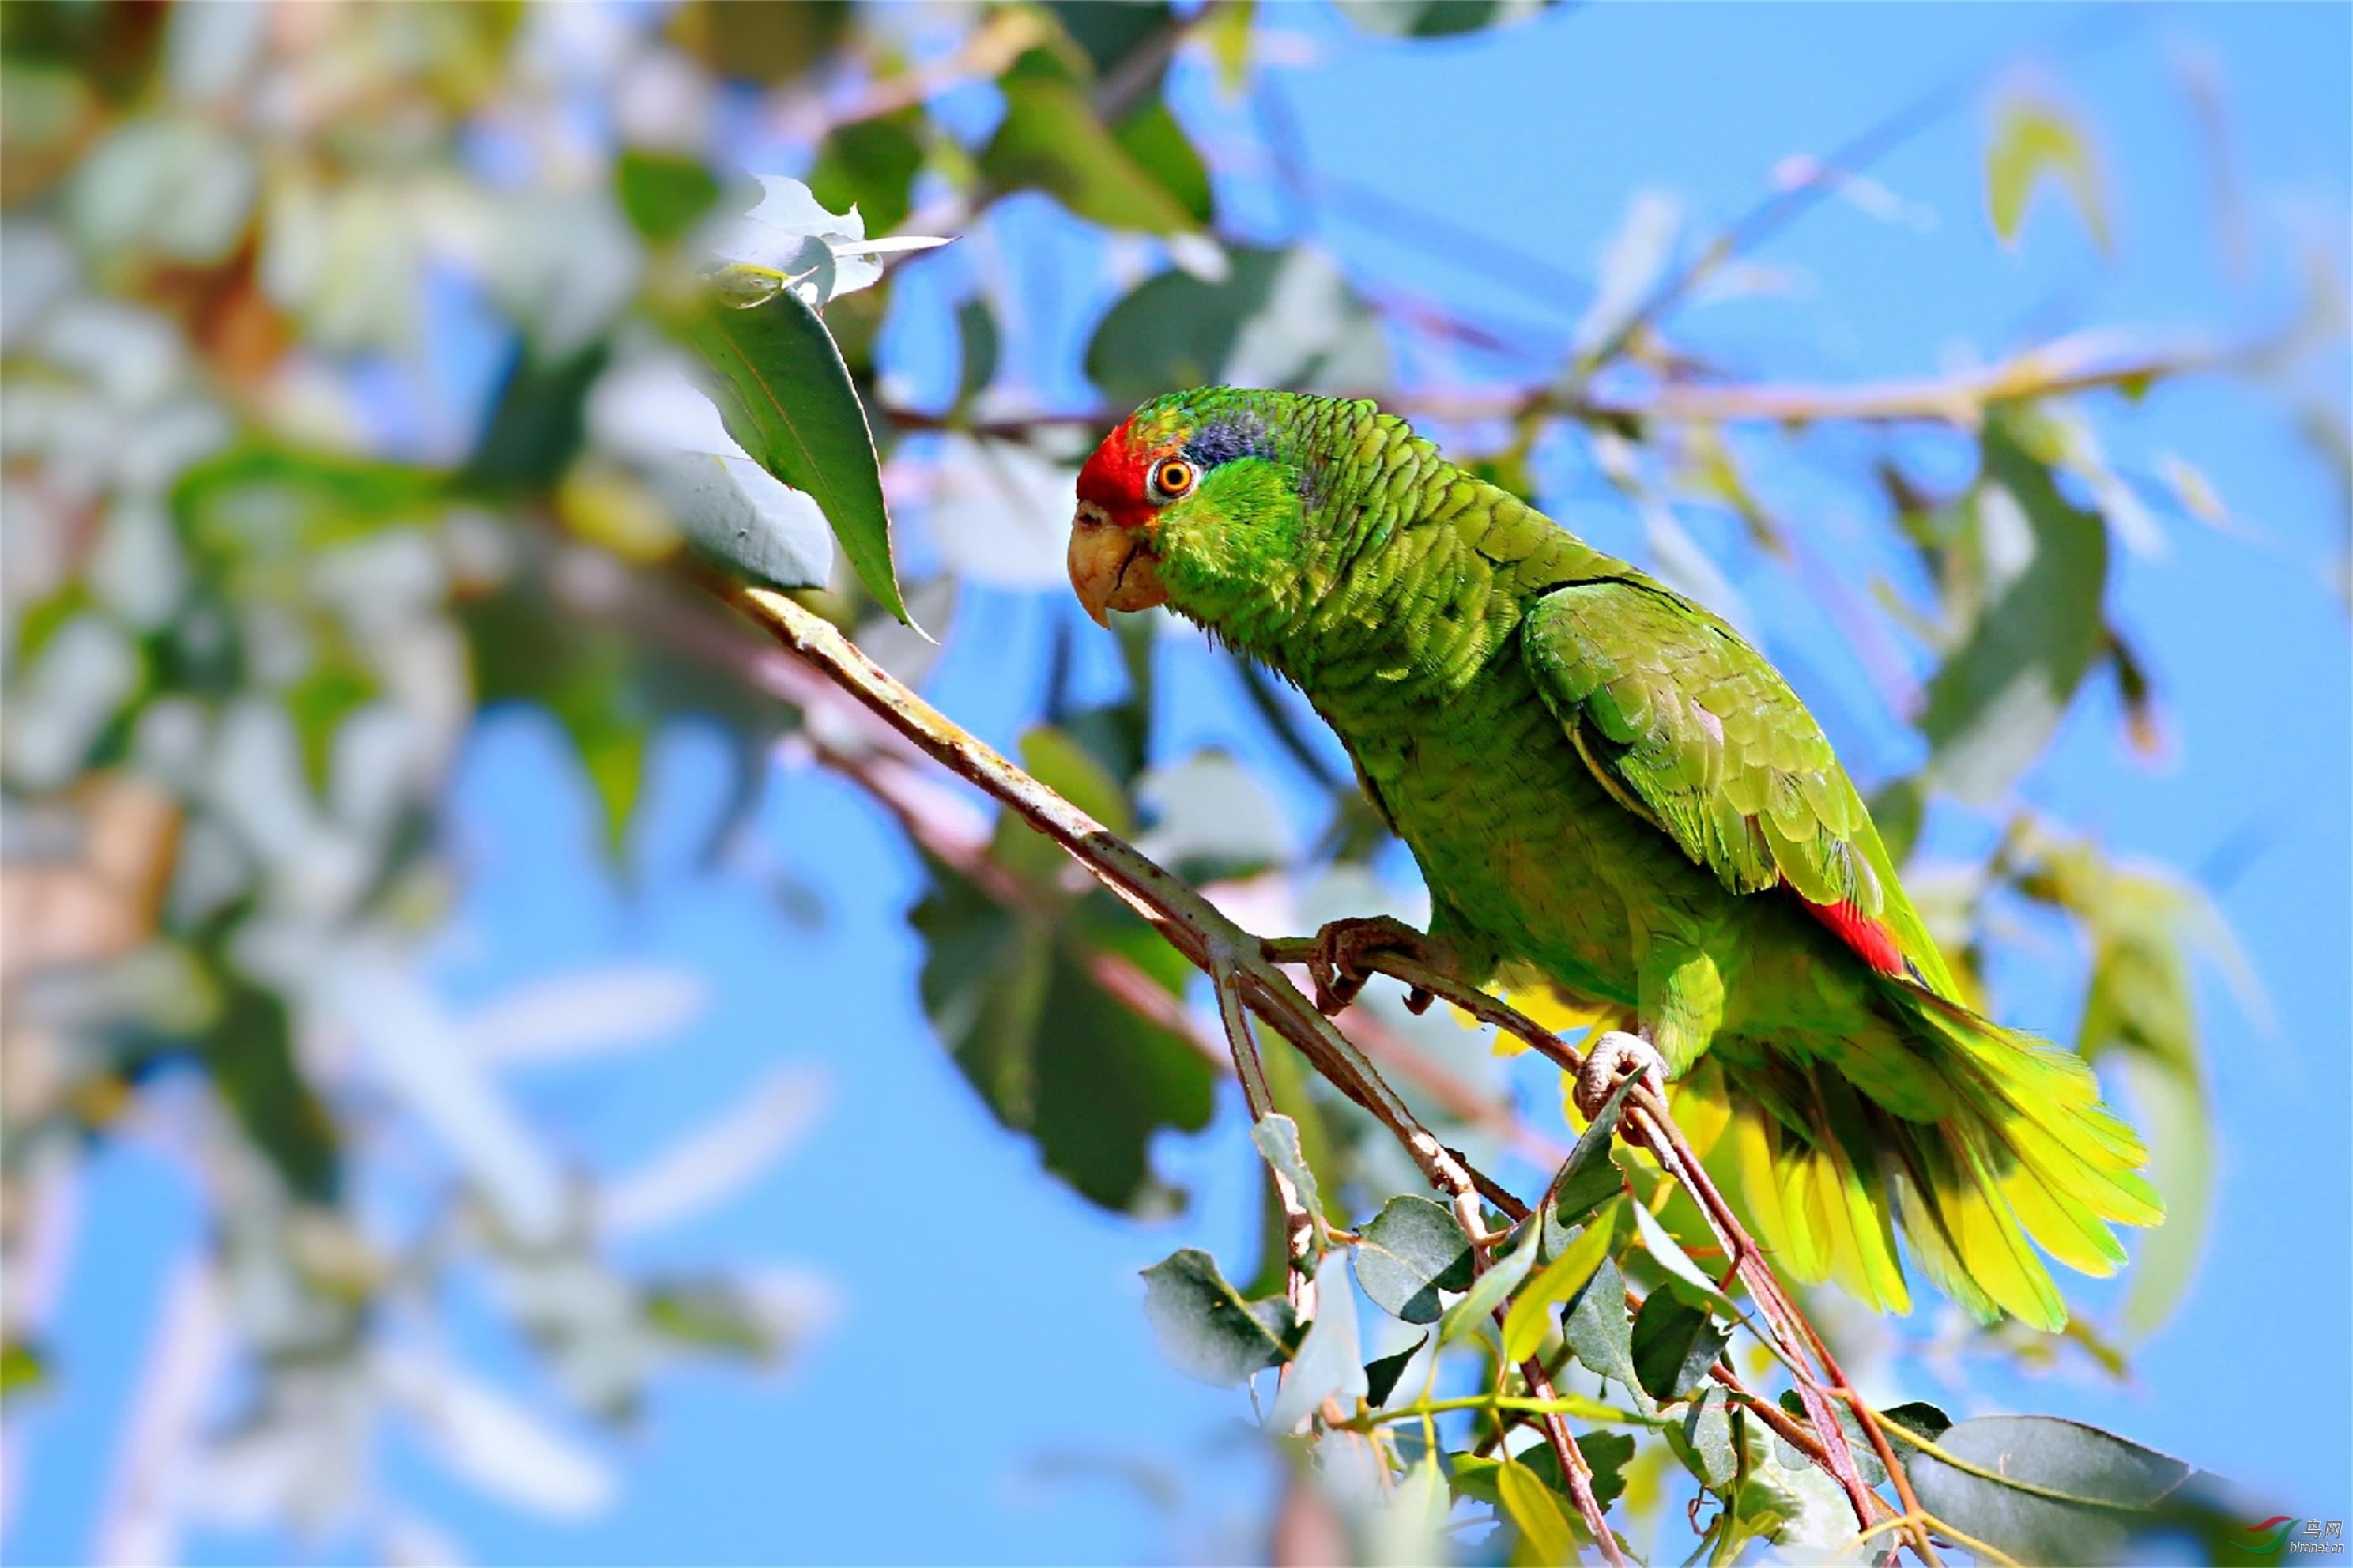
[1149, 458, 1197, 501]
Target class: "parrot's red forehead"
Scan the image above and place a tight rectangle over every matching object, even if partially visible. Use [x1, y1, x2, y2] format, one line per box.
[1077, 414, 1181, 520]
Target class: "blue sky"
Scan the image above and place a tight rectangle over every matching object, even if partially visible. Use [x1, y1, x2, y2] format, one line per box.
[6, 5, 2347, 1563]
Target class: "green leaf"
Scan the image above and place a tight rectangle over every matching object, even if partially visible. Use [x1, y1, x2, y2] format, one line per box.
[1502, 1195, 1620, 1363]
[1921, 416, 2110, 805]
[644, 1279, 775, 1358]
[1335, 0, 1555, 38]
[1363, 1335, 1425, 1408]
[1352, 1195, 1473, 1325]
[1628, 1196, 1725, 1302]
[679, 285, 911, 624]
[806, 108, 924, 238]
[1882, 1400, 1953, 1443]
[1111, 98, 1212, 226]
[1140, 1248, 1299, 1385]
[199, 963, 339, 1203]
[1451, 1430, 1633, 1516]
[1084, 247, 1389, 411]
[1045, 0, 1171, 77]
[1986, 93, 2111, 252]
[979, 75, 1197, 236]
[1629, 1290, 1728, 1404]
[1562, 1254, 1650, 1414]
[0, 1340, 49, 1406]
[1680, 1385, 1737, 1489]
[1904, 1415, 2253, 1567]
[953, 296, 998, 409]
[910, 859, 1213, 1213]
[1250, 1112, 1329, 1249]
[1436, 1216, 1540, 1348]
[1774, 1389, 1888, 1489]
[617, 149, 722, 244]
[1495, 1453, 1580, 1562]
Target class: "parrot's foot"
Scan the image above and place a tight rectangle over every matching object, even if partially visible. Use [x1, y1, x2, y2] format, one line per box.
[1574, 1031, 1668, 1138]
[1298, 915, 1446, 1016]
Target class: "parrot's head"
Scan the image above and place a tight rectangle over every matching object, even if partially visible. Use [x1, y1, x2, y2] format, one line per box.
[1068, 387, 1342, 631]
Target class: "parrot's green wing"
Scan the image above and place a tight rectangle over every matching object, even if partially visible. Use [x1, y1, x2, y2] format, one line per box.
[1519, 575, 2157, 1332]
[1519, 576, 1958, 997]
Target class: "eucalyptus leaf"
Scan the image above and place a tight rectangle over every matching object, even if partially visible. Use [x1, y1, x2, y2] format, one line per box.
[1501, 1196, 1620, 1363]
[1140, 1249, 1299, 1386]
[1436, 1219, 1540, 1348]
[1353, 1196, 1473, 1325]
[1904, 1415, 2247, 1567]
[1629, 1290, 1728, 1404]
[679, 285, 911, 625]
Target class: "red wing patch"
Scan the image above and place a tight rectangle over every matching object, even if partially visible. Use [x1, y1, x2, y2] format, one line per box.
[1799, 894, 1910, 979]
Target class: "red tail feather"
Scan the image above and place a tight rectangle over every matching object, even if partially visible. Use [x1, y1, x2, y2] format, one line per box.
[1799, 894, 1908, 978]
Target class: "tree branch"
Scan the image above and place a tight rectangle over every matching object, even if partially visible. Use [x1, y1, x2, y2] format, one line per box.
[722, 582, 1925, 1561]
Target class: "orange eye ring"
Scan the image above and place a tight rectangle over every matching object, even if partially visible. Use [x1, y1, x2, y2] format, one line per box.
[1152, 458, 1197, 499]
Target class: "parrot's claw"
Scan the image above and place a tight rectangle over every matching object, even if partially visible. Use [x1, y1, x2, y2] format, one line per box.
[1574, 1030, 1668, 1139]
[1300, 915, 1442, 1016]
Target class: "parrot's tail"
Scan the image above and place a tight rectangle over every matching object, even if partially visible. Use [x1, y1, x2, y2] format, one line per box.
[1695, 986, 2163, 1332]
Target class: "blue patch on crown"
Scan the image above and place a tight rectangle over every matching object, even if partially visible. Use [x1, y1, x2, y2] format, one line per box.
[1183, 409, 1280, 471]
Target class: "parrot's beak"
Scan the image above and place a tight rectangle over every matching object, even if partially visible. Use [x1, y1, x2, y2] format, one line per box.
[1068, 505, 1166, 627]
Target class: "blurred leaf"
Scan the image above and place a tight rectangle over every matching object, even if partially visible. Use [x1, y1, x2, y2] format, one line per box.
[1112, 99, 1213, 227]
[200, 961, 339, 1203]
[909, 813, 1213, 1211]
[1353, 1195, 1473, 1325]
[1045, 0, 1171, 77]
[1363, 1334, 1425, 1408]
[1202, 0, 1257, 96]
[0, 1340, 49, 1406]
[680, 285, 910, 622]
[1503, 1196, 1620, 1363]
[284, 659, 372, 793]
[379, 1346, 616, 1517]
[1905, 1415, 2257, 1567]
[464, 587, 648, 851]
[806, 109, 924, 239]
[469, 341, 611, 493]
[1986, 92, 2111, 252]
[979, 75, 1197, 236]
[1921, 417, 2110, 805]
[644, 1279, 776, 1358]
[1086, 247, 1388, 409]
[2114, 1053, 2211, 1338]
[1628, 1290, 1727, 1405]
[1140, 1248, 1300, 1385]
[953, 296, 998, 408]
[1335, 0, 1555, 37]
[1267, 1251, 1367, 1430]
[617, 149, 722, 245]
[666, 0, 849, 83]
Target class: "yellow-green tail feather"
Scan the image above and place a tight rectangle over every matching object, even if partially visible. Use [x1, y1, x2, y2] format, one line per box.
[1716, 983, 2161, 1332]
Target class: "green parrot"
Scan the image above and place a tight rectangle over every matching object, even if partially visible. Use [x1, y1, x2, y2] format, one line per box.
[1066, 386, 2159, 1331]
